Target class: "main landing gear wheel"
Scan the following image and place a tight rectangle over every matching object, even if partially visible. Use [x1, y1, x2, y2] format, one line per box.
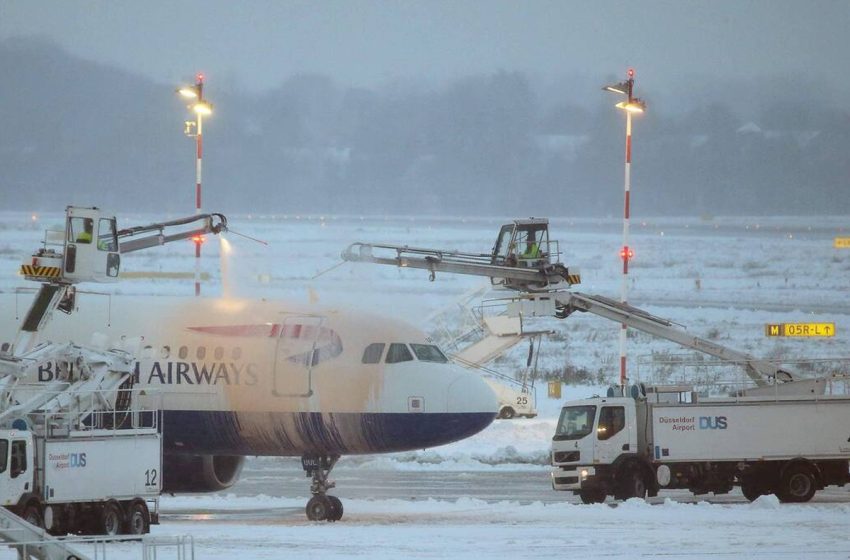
[327, 496, 343, 521]
[302, 454, 343, 522]
[305, 495, 344, 521]
[306, 495, 332, 521]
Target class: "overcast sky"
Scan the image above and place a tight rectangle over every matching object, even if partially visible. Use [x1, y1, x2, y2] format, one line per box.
[2, 0, 849, 97]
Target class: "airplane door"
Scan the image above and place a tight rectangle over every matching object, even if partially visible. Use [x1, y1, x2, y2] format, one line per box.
[272, 315, 324, 397]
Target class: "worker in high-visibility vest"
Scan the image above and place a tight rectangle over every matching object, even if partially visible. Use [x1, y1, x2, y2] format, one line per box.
[519, 236, 541, 268]
[521, 240, 540, 259]
[76, 218, 94, 244]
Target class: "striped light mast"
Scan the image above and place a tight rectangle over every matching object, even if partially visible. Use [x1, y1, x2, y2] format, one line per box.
[602, 68, 646, 390]
[177, 74, 213, 296]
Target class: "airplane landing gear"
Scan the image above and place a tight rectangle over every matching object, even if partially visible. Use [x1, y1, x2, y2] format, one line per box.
[302, 454, 343, 521]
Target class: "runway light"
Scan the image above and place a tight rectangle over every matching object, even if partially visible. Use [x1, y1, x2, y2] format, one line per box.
[193, 101, 213, 116]
[603, 81, 630, 95]
[615, 100, 646, 113]
[620, 247, 634, 260]
[177, 86, 199, 99]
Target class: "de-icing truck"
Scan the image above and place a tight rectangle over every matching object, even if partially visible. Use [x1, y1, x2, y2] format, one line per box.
[550, 382, 850, 504]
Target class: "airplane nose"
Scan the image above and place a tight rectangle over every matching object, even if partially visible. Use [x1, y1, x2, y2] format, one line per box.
[447, 369, 499, 415]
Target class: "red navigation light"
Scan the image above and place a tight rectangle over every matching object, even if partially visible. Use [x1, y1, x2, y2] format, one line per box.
[191, 235, 206, 244]
[628, 68, 635, 77]
[620, 246, 634, 260]
[196, 73, 205, 83]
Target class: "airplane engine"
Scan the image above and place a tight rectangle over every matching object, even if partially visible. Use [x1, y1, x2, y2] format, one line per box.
[162, 454, 245, 493]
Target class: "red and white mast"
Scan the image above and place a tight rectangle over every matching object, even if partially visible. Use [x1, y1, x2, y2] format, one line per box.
[603, 68, 646, 390]
[194, 74, 204, 297]
[178, 73, 212, 297]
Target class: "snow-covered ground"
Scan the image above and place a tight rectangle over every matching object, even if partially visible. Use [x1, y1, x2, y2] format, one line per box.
[1, 212, 849, 558]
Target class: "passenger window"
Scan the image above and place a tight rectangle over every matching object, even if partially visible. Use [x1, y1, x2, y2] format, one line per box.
[410, 344, 449, 363]
[0, 440, 7, 474]
[362, 343, 385, 364]
[197, 346, 206, 360]
[178, 346, 188, 359]
[597, 406, 626, 441]
[232, 347, 242, 360]
[214, 347, 224, 360]
[160, 346, 170, 359]
[386, 343, 413, 364]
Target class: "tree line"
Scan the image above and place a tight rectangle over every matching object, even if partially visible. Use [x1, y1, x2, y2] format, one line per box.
[2, 38, 848, 216]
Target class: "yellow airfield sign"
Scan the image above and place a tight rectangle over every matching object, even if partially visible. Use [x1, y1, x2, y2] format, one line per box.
[835, 237, 850, 249]
[765, 323, 835, 337]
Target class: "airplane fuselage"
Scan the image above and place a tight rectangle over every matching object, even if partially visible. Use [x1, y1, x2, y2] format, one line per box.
[1, 294, 498, 457]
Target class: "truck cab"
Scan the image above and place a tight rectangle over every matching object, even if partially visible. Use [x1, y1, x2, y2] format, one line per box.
[551, 394, 650, 504]
[0, 430, 35, 511]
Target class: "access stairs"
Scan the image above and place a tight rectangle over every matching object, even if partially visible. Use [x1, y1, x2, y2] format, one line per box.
[0, 507, 89, 560]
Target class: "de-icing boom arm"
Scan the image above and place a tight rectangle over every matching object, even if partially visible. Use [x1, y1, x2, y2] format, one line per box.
[117, 213, 228, 254]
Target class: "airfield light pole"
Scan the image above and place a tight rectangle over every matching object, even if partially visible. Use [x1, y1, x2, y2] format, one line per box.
[602, 68, 646, 390]
[177, 74, 213, 296]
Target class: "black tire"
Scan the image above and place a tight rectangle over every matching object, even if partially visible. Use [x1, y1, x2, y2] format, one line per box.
[740, 479, 762, 502]
[579, 488, 607, 504]
[499, 407, 516, 420]
[100, 503, 122, 536]
[22, 504, 43, 528]
[327, 495, 343, 522]
[305, 495, 331, 521]
[123, 502, 150, 535]
[778, 465, 817, 503]
[620, 469, 647, 500]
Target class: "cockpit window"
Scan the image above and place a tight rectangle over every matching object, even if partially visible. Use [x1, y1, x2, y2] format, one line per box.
[362, 343, 385, 364]
[0, 440, 7, 473]
[410, 344, 448, 363]
[386, 343, 413, 364]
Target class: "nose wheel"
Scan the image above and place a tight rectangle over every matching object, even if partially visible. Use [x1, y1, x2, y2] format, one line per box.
[302, 455, 343, 521]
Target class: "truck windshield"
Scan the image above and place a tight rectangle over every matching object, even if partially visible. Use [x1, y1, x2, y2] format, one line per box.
[553, 405, 596, 441]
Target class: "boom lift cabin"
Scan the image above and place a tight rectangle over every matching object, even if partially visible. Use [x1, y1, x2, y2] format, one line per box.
[343, 218, 580, 293]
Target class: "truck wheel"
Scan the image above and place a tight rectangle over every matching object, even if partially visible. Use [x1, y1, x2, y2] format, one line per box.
[620, 469, 647, 500]
[499, 407, 515, 420]
[124, 502, 150, 535]
[22, 504, 43, 528]
[740, 480, 762, 502]
[579, 488, 607, 504]
[100, 503, 122, 536]
[779, 465, 816, 503]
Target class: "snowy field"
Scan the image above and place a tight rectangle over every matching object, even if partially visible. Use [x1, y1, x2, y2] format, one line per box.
[1, 211, 849, 558]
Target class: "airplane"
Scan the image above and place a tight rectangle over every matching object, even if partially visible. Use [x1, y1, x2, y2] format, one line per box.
[0, 292, 499, 522]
